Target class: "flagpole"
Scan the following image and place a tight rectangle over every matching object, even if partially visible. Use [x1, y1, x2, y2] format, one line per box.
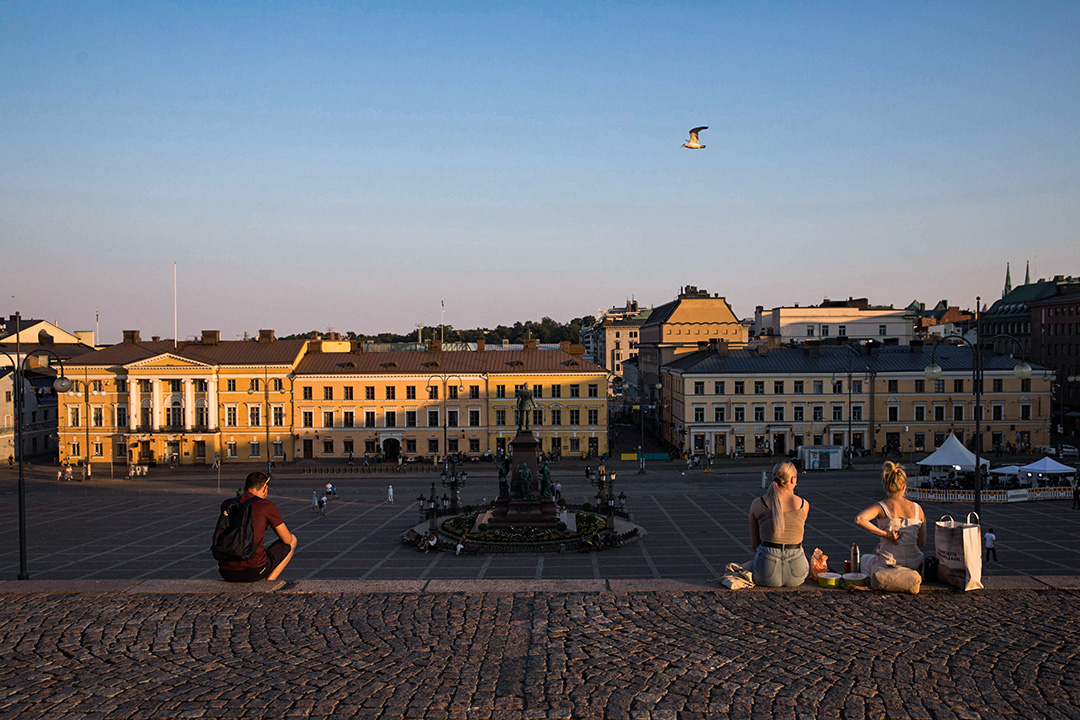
[173, 262, 177, 349]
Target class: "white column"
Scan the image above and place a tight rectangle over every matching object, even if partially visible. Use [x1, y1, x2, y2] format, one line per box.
[209, 377, 219, 428]
[151, 379, 162, 430]
[128, 379, 140, 431]
[184, 380, 194, 430]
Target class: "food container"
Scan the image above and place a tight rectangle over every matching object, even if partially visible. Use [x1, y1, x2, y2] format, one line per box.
[817, 572, 842, 588]
[842, 572, 869, 587]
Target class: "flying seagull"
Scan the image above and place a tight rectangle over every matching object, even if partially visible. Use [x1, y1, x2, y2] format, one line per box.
[682, 126, 708, 149]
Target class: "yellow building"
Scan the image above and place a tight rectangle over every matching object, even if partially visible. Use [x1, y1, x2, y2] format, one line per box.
[662, 340, 1050, 457]
[58, 332, 608, 469]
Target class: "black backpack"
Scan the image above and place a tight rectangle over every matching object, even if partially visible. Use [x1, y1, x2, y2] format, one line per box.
[211, 498, 257, 562]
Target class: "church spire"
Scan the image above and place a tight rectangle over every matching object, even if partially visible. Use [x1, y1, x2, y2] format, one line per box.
[1003, 263, 1012, 297]
[1025, 260, 1031, 285]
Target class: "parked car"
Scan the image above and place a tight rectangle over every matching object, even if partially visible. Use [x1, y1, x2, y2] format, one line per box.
[1061, 445, 1079, 458]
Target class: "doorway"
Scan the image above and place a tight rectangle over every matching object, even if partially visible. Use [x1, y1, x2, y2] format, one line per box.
[303, 439, 313, 459]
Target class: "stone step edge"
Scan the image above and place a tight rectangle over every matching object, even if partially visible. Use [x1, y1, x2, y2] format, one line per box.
[0, 575, 1077, 595]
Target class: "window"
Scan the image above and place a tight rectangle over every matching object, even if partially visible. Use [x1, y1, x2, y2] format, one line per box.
[496, 385, 506, 399]
[139, 379, 151, 393]
[323, 440, 334, 455]
[821, 324, 829, 337]
[344, 386, 354, 401]
[953, 406, 964, 422]
[852, 405, 863, 421]
[714, 381, 725, 395]
[469, 385, 480, 399]
[879, 325, 887, 336]
[888, 380, 898, 393]
[343, 439, 354, 455]
[274, 407, 284, 426]
[386, 386, 396, 400]
[913, 432, 925, 451]
[913, 380, 923, 393]
[344, 411, 355, 427]
[226, 442, 237, 459]
[793, 406, 804, 422]
[302, 411, 314, 427]
[533, 408, 544, 426]
[365, 411, 375, 427]
[385, 411, 397, 427]
[570, 385, 580, 398]
[714, 406, 726, 422]
[323, 411, 334, 428]
[838, 325, 846, 337]
[694, 382, 705, 395]
[812, 405, 824, 422]
[428, 438, 439, 453]
[365, 440, 377, 454]
[365, 386, 375, 400]
[447, 410, 459, 427]
[832, 405, 844, 421]
[469, 409, 480, 427]
[447, 437, 459, 453]
[250, 406, 262, 427]
[588, 384, 599, 398]
[69, 406, 81, 428]
[469, 438, 480, 453]
[773, 405, 785, 422]
[588, 408, 599, 425]
[250, 441, 261, 458]
[324, 386, 334, 401]
[226, 406, 238, 427]
[754, 381, 764, 395]
[774, 381, 784, 394]
[302, 385, 312, 400]
[550, 385, 561, 398]
[992, 405, 1004, 421]
[550, 409, 561, 426]
[934, 406, 945, 422]
[934, 431, 945, 448]
[913, 406, 924, 422]
[953, 379, 964, 393]
[495, 409, 507, 426]
[754, 406, 765, 422]
[793, 381, 804, 394]
[734, 382, 745, 395]
[533, 385, 543, 398]
[428, 410, 439, 427]
[934, 380, 945, 393]
[405, 439, 417, 454]
[734, 405, 745, 422]
[694, 406, 705, 422]
[806, 325, 815, 337]
[992, 379, 1003, 393]
[93, 407, 104, 427]
[569, 409, 580, 425]
[406, 386, 416, 400]
[405, 410, 417, 427]
[448, 385, 458, 400]
[117, 379, 128, 393]
[273, 378, 283, 392]
[227, 379, 237, 392]
[116, 406, 128, 427]
[813, 381, 823, 394]
[170, 379, 182, 393]
[831, 380, 842, 394]
[1021, 379, 1031, 392]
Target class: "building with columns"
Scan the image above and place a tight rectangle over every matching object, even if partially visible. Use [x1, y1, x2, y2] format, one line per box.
[58, 331, 608, 469]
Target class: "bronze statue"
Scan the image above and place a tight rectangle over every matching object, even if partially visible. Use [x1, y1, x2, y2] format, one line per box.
[513, 463, 535, 501]
[515, 387, 535, 432]
[539, 461, 553, 499]
[493, 455, 510, 499]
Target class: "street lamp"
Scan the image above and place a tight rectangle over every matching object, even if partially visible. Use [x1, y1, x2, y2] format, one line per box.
[440, 462, 467, 513]
[924, 296, 1032, 516]
[0, 312, 70, 580]
[246, 367, 287, 478]
[426, 374, 464, 469]
[64, 367, 100, 480]
[427, 483, 439, 533]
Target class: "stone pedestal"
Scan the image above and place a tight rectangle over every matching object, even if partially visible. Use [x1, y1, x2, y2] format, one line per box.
[487, 430, 560, 529]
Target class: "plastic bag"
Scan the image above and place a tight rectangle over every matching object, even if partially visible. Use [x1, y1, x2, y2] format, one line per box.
[810, 548, 828, 580]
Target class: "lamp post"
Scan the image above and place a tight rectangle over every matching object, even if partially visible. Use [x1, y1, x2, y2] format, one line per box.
[247, 366, 284, 478]
[638, 385, 646, 473]
[924, 297, 1032, 516]
[440, 461, 467, 513]
[1, 313, 70, 580]
[427, 374, 463, 469]
[64, 367, 99, 480]
[427, 482, 439, 534]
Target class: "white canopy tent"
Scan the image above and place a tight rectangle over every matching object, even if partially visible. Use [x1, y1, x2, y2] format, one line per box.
[1018, 457, 1076, 475]
[916, 434, 991, 472]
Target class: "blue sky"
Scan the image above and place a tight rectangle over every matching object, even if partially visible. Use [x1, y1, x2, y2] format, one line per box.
[3, 2, 1078, 342]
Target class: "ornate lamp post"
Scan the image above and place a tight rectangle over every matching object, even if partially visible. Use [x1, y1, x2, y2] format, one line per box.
[440, 462, 467, 513]
[427, 483, 439, 533]
[1, 313, 70, 580]
[64, 366, 99, 480]
[924, 297, 1032, 516]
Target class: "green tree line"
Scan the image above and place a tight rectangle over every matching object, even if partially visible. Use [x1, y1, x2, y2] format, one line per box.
[278, 316, 597, 346]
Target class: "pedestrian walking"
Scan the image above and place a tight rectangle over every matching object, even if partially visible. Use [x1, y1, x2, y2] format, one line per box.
[554, 481, 562, 500]
[985, 527, 997, 562]
[318, 494, 327, 517]
[1072, 483, 1080, 510]
[387, 484, 394, 503]
[311, 491, 318, 513]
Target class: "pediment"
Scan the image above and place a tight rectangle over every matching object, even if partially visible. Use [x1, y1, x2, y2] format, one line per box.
[125, 354, 212, 371]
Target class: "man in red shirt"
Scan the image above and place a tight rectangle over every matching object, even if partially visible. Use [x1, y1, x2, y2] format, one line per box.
[218, 472, 297, 582]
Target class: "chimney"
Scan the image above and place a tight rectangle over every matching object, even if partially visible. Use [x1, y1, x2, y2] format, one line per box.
[350, 340, 365, 353]
[567, 343, 586, 357]
[697, 341, 709, 350]
[756, 344, 769, 357]
[308, 340, 322, 354]
[201, 330, 220, 345]
[258, 329, 276, 343]
[430, 339, 442, 352]
[559, 341, 569, 353]
[478, 339, 486, 353]
[910, 340, 924, 353]
[123, 330, 141, 344]
[524, 338, 538, 351]
[151, 335, 160, 342]
[805, 340, 820, 359]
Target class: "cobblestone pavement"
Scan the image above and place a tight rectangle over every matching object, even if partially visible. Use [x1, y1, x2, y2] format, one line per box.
[1, 583, 1079, 719]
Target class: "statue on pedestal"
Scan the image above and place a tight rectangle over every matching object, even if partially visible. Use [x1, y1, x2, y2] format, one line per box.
[493, 455, 510, 499]
[513, 463, 535, 501]
[539, 461, 553, 499]
[515, 387, 535, 432]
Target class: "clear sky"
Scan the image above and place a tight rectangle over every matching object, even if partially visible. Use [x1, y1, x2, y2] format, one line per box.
[3, 2, 1078, 343]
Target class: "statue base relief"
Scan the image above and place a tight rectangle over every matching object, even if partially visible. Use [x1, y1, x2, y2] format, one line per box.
[486, 430, 560, 529]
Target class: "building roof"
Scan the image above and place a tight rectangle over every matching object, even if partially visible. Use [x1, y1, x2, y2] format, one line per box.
[664, 344, 1044, 376]
[63, 339, 308, 368]
[294, 349, 605, 376]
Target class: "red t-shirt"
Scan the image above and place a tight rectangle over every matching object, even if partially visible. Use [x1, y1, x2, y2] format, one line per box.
[218, 491, 284, 571]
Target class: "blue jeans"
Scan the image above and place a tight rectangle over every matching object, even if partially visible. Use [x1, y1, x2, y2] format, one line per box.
[751, 545, 809, 587]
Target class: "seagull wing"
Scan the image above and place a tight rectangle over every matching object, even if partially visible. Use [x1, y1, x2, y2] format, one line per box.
[688, 126, 708, 143]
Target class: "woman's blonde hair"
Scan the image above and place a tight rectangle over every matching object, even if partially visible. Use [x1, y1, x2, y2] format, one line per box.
[767, 461, 798, 533]
[882, 461, 907, 495]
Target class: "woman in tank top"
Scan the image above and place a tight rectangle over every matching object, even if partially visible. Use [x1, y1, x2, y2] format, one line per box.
[854, 461, 925, 571]
[748, 461, 810, 587]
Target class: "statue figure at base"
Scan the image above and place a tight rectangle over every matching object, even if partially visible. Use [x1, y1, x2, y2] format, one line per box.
[513, 463, 535, 501]
[493, 455, 511, 499]
[539, 461, 553, 499]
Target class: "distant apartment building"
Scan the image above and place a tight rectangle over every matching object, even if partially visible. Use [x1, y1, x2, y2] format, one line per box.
[753, 298, 915, 346]
[58, 331, 609, 468]
[662, 340, 1051, 457]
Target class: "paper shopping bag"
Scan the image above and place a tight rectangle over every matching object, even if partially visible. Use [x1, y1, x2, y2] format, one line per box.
[935, 513, 983, 591]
